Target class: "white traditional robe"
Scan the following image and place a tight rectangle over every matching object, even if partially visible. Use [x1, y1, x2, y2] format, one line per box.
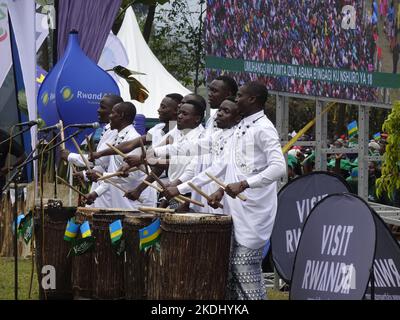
[153, 124, 205, 183]
[67, 123, 117, 208]
[178, 127, 236, 214]
[178, 111, 286, 249]
[94, 124, 156, 209]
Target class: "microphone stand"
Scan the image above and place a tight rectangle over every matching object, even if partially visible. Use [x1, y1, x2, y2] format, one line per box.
[1, 138, 45, 301]
[31, 128, 84, 163]
[52, 132, 58, 199]
[2, 129, 83, 300]
[0, 125, 34, 147]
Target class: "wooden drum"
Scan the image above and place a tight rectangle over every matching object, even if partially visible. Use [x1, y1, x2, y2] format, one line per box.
[71, 207, 95, 299]
[34, 203, 76, 299]
[123, 212, 155, 300]
[147, 213, 232, 300]
[91, 208, 137, 300]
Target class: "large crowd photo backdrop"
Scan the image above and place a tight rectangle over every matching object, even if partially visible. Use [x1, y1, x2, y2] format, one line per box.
[205, 0, 400, 102]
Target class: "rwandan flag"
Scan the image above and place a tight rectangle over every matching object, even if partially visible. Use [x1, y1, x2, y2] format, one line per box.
[109, 219, 123, 244]
[347, 121, 358, 137]
[64, 219, 80, 242]
[373, 132, 381, 141]
[12, 213, 25, 234]
[80, 221, 92, 238]
[139, 218, 161, 251]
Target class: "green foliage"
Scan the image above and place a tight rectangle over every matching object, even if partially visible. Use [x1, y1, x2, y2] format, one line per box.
[376, 101, 400, 199]
[148, 0, 205, 87]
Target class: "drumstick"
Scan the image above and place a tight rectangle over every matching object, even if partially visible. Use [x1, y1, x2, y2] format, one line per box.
[86, 135, 93, 153]
[96, 167, 138, 181]
[70, 163, 86, 190]
[139, 138, 151, 175]
[150, 171, 168, 189]
[106, 142, 127, 158]
[205, 172, 247, 201]
[142, 180, 185, 204]
[59, 120, 69, 167]
[188, 182, 223, 209]
[93, 171, 126, 192]
[71, 137, 91, 170]
[143, 180, 163, 192]
[106, 142, 149, 175]
[56, 175, 88, 199]
[94, 171, 143, 203]
[96, 171, 124, 181]
[149, 172, 203, 207]
[59, 120, 66, 150]
[138, 206, 175, 213]
[176, 194, 205, 207]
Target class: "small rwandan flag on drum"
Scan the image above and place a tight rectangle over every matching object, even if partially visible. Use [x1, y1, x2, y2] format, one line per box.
[373, 132, 381, 141]
[80, 221, 92, 238]
[109, 219, 123, 244]
[12, 213, 25, 234]
[139, 218, 161, 251]
[19, 211, 33, 244]
[64, 219, 80, 242]
[347, 120, 358, 137]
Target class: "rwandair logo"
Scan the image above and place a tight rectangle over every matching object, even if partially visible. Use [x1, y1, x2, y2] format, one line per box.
[41, 92, 49, 106]
[60, 86, 74, 102]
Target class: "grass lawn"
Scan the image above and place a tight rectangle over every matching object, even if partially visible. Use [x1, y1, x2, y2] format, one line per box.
[0, 257, 39, 300]
[0, 257, 288, 300]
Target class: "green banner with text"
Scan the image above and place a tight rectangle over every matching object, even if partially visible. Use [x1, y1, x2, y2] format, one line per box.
[206, 56, 400, 89]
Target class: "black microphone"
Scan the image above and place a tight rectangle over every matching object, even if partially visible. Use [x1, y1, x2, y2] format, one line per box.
[67, 122, 100, 129]
[14, 120, 40, 127]
[38, 123, 62, 133]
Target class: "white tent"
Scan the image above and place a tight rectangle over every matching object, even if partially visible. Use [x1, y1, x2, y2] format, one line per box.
[112, 7, 191, 119]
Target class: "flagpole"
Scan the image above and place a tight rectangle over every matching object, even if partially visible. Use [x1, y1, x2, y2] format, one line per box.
[8, 12, 19, 301]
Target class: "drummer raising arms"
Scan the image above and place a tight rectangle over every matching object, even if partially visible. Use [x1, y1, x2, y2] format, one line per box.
[166, 82, 286, 300]
[216, 81, 286, 300]
[60, 94, 122, 207]
[164, 97, 242, 213]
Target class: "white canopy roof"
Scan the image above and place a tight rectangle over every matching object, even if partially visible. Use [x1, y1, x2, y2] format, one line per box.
[114, 7, 191, 118]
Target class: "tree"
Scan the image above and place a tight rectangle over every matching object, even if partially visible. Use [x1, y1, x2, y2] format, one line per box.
[148, 0, 205, 89]
[112, 0, 170, 36]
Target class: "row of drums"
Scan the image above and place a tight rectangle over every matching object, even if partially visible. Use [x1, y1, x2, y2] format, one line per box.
[34, 206, 233, 300]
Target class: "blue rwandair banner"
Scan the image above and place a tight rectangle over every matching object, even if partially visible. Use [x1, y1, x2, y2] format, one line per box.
[37, 30, 119, 149]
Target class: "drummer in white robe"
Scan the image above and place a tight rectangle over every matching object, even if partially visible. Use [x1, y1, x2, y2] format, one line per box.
[205, 76, 238, 138]
[166, 97, 242, 214]
[166, 82, 286, 300]
[85, 102, 155, 209]
[147, 100, 206, 209]
[60, 94, 122, 208]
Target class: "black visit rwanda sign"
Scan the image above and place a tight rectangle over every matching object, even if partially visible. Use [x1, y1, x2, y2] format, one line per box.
[290, 193, 376, 300]
[271, 172, 350, 283]
[364, 212, 400, 300]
